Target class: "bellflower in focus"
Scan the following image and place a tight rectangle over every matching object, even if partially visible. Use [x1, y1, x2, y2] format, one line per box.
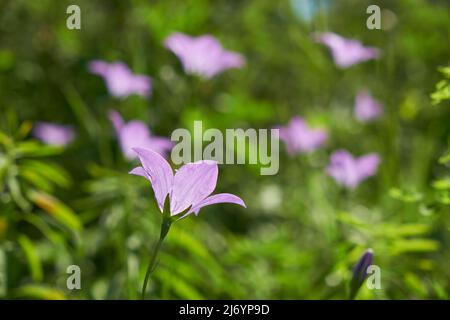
[32, 122, 75, 146]
[354, 90, 383, 122]
[349, 249, 374, 300]
[89, 60, 152, 97]
[109, 110, 173, 160]
[130, 148, 246, 217]
[314, 32, 380, 68]
[278, 116, 327, 155]
[130, 148, 246, 299]
[327, 150, 380, 189]
[164, 32, 245, 79]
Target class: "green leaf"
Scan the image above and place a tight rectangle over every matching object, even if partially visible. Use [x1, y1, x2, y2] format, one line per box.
[19, 160, 71, 188]
[18, 235, 43, 282]
[7, 175, 31, 211]
[382, 223, 431, 238]
[336, 212, 367, 228]
[14, 284, 66, 300]
[14, 141, 63, 158]
[28, 190, 82, 232]
[404, 273, 428, 297]
[19, 167, 54, 192]
[432, 178, 450, 190]
[61, 84, 98, 138]
[438, 152, 450, 164]
[391, 239, 439, 255]
[157, 268, 204, 299]
[389, 188, 423, 203]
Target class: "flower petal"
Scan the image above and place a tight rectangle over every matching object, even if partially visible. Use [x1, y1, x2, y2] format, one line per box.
[164, 32, 244, 79]
[108, 110, 124, 133]
[33, 122, 75, 146]
[188, 193, 246, 216]
[170, 160, 218, 216]
[132, 148, 174, 212]
[356, 154, 380, 179]
[129, 166, 147, 178]
[119, 121, 153, 159]
[314, 32, 380, 68]
[354, 91, 382, 122]
[327, 150, 360, 188]
[88, 60, 109, 76]
[89, 60, 152, 98]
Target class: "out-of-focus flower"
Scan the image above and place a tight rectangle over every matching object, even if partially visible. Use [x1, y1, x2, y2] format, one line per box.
[313, 32, 380, 68]
[109, 110, 173, 160]
[130, 148, 246, 217]
[164, 32, 245, 79]
[89, 60, 152, 97]
[32, 122, 75, 146]
[349, 249, 374, 299]
[277, 116, 327, 155]
[327, 150, 380, 188]
[354, 90, 383, 122]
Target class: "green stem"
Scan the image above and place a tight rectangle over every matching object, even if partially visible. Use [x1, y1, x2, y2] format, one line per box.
[141, 217, 172, 300]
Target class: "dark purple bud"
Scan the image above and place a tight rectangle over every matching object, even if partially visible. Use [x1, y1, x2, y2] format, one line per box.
[349, 249, 373, 299]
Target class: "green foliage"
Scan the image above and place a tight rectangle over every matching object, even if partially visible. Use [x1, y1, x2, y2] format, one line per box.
[431, 67, 450, 105]
[0, 0, 449, 300]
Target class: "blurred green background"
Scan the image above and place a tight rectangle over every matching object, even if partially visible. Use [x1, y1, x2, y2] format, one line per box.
[0, 0, 449, 299]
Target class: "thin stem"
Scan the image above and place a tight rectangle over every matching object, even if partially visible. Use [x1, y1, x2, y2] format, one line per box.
[141, 238, 163, 299]
[141, 217, 172, 300]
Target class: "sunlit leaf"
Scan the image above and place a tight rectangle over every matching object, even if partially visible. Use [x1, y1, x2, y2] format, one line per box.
[28, 190, 82, 232]
[391, 239, 439, 255]
[19, 160, 71, 188]
[14, 285, 66, 300]
[432, 178, 450, 190]
[389, 188, 423, 203]
[14, 141, 63, 158]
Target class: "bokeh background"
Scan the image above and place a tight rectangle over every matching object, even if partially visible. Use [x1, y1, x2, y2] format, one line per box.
[0, 0, 449, 299]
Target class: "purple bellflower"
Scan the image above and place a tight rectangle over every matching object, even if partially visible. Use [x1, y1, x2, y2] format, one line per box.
[164, 32, 245, 79]
[109, 110, 173, 160]
[130, 147, 246, 299]
[314, 32, 380, 68]
[278, 116, 328, 155]
[32, 122, 75, 146]
[327, 150, 380, 189]
[89, 60, 152, 98]
[130, 147, 246, 217]
[350, 249, 374, 299]
[354, 90, 383, 122]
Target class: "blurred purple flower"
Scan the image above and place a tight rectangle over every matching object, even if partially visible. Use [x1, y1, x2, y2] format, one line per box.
[350, 249, 374, 299]
[89, 60, 152, 97]
[314, 32, 380, 68]
[327, 150, 380, 188]
[32, 122, 75, 146]
[130, 148, 246, 217]
[277, 116, 327, 155]
[109, 110, 173, 160]
[164, 32, 245, 79]
[354, 90, 383, 122]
